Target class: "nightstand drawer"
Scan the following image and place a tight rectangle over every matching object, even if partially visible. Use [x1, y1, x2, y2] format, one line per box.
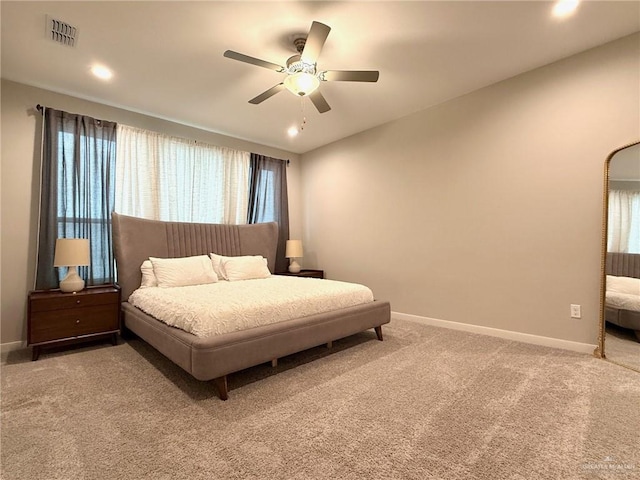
[30, 290, 119, 313]
[27, 284, 121, 360]
[29, 304, 119, 344]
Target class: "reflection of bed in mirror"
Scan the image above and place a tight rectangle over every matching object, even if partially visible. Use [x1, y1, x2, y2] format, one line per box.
[600, 141, 640, 372]
[605, 252, 640, 340]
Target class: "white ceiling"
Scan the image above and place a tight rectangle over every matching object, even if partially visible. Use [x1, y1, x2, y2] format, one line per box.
[2, 1, 639, 154]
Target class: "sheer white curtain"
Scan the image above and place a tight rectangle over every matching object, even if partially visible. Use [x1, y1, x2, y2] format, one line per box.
[115, 125, 250, 224]
[608, 190, 640, 253]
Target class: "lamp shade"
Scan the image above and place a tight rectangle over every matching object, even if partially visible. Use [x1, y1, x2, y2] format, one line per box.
[285, 240, 303, 258]
[53, 238, 90, 267]
[284, 72, 320, 97]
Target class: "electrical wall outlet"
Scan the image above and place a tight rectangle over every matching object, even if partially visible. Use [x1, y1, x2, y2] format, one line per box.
[570, 304, 581, 319]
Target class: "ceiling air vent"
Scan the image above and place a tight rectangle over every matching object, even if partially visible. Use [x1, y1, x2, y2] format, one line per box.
[46, 15, 78, 47]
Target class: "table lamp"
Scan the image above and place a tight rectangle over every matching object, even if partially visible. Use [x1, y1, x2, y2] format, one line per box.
[53, 238, 90, 292]
[285, 240, 303, 273]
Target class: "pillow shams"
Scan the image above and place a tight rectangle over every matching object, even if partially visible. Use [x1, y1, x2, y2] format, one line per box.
[607, 275, 640, 295]
[209, 253, 229, 280]
[150, 255, 218, 287]
[140, 260, 158, 288]
[222, 255, 271, 281]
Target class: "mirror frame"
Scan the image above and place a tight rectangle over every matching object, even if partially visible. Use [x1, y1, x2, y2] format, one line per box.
[596, 140, 640, 362]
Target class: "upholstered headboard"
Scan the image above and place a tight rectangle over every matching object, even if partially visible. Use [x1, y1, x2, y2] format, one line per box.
[112, 213, 278, 300]
[606, 252, 640, 279]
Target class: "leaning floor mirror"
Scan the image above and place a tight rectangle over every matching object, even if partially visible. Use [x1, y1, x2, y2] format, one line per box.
[597, 141, 640, 372]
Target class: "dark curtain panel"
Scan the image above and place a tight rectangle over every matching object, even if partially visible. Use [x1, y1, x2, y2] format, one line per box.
[247, 154, 290, 273]
[35, 108, 117, 290]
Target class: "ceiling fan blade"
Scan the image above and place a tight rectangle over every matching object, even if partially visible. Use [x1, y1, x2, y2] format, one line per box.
[249, 83, 285, 104]
[301, 21, 331, 64]
[309, 90, 331, 114]
[321, 70, 380, 82]
[223, 50, 285, 72]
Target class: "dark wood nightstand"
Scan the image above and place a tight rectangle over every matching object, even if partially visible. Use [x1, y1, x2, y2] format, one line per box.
[277, 269, 324, 279]
[27, 284, 121, 361]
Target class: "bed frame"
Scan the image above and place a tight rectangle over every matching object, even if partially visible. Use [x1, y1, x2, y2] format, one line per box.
[112, 213, 391, 400]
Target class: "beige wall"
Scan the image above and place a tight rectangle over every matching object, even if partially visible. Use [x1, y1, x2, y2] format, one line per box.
[0, 80, 301, 344]
[300, 34, 640, 345]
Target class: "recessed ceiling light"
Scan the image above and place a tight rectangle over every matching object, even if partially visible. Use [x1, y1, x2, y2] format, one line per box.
[287, 126, 299, 137]
[91, 64, 113, 80]
[552, 0, 579, 18]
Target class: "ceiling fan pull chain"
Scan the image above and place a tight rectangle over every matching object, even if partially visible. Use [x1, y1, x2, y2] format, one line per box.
[300, 97, 307, 132]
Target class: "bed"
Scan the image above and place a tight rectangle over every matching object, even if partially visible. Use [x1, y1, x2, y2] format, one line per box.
[605, 252, 640, 341]
[112, 213, 391, 400]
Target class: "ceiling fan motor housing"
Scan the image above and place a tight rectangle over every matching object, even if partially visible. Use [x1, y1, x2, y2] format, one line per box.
[286, 55, 315, 74]
[293, 37, 307, 54]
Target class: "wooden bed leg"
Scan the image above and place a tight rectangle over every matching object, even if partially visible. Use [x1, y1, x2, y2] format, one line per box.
[214, 376, 228, 401]
[374, 326, 383, 341]
[326, 341, 333, 349]
[271, 358, 278, 368]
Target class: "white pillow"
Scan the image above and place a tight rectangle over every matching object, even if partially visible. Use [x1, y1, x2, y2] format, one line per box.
[150, 255, 219, 288]
[209, 253, 229, 280]
[140, 260, 158, 288]
[607, 275, 640, 295]
[222, 255, 271, 281]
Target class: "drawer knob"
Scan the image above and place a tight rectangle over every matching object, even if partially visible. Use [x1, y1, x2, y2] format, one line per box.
[76, 319, 80, 324]
[76, 300, 81, 304]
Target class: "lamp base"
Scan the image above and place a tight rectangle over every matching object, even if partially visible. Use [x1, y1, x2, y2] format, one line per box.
[59, 266, 85, 293]
[288, 260, 301, 274]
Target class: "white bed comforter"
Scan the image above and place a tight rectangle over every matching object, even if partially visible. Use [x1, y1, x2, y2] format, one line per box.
[606, 275, 640, 312]
[128, 276, 374, 337]
[606, 291, 640, 312]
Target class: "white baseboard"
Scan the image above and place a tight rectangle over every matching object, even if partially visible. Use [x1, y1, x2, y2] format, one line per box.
[1, 341, 26, 354]
[392, 311, 597, 355]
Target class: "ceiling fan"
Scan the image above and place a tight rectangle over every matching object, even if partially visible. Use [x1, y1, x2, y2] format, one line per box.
[223, 21, 379, 114]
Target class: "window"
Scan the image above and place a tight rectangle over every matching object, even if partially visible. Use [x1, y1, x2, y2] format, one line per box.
[37, 112, 289, 288]
[114, 125, 250, 224]
[608, 190, 640, 254]
[36, 109, 117, 290]
[253, 169, 276, 222]
[248, 154, 290, 272]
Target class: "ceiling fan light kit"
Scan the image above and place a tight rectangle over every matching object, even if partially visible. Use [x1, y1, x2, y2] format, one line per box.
[284, 72, 320, 96]
[223, 21, 379, 114]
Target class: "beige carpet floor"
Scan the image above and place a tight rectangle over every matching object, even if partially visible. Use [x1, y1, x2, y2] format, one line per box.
[1, 318, 639, 480]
